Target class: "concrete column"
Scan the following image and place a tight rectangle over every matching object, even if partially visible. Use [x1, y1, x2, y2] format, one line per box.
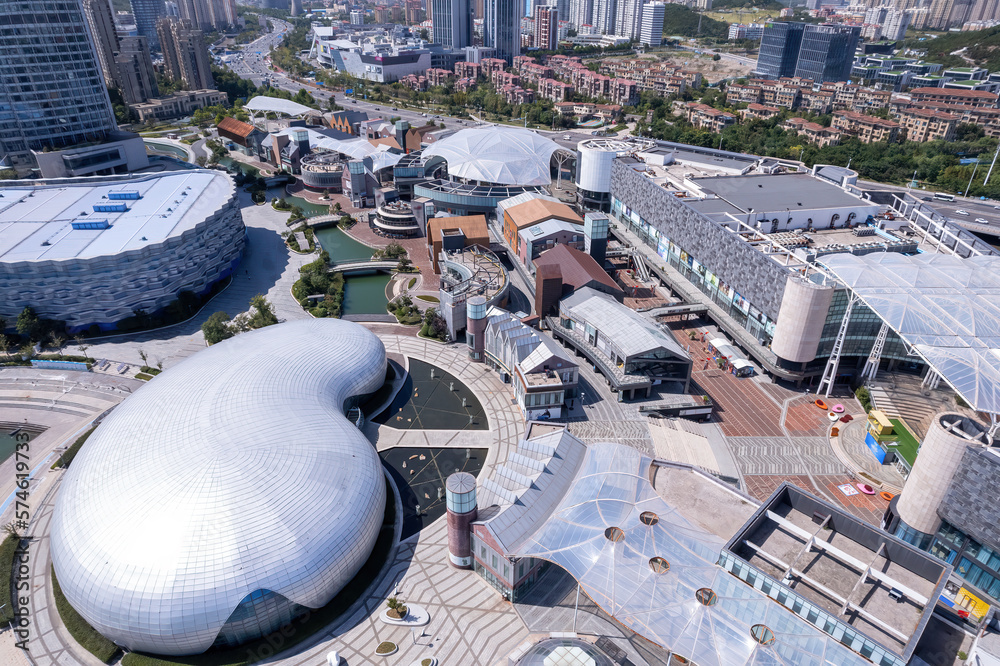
[897, 413, 989, 536]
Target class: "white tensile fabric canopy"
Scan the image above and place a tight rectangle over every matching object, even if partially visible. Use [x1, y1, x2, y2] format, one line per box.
[820, 252, 1000, 414]
[516, 442, 882, 666]
[245, 95, 314, 116]
[423, 126, 563, 186]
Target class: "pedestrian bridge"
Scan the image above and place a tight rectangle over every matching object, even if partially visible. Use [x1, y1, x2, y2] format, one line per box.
[330, 260, 398, 274]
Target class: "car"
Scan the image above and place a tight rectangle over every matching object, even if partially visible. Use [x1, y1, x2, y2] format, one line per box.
[976, 217, 989, 223]
[374, 106, 380, 110]
[994, 205, 1000, 210]
[421, 113, 427, 117]
[564, 134, 572, 140]
[392, 107, 398, 110]
[955, 209, 970, 215]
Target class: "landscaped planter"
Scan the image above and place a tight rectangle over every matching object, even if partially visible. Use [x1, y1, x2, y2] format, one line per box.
[375, 641, 398, 656]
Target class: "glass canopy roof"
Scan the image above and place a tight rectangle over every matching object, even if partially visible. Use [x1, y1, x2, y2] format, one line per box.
[516, 443, 877, 666]
[819, 252, 1000, 414]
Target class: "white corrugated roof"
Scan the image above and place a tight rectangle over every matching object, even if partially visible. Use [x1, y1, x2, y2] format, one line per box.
[562, 288, 690, 361]
[245, 95, 313, 116]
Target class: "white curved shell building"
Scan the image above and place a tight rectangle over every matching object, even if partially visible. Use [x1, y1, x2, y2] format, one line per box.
[423, 126, 562, 186]
[50, 319, 388, 655]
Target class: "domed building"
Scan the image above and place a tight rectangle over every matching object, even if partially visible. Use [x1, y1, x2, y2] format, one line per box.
[50, 319, 389, 656]
[396, 126, 574, 216]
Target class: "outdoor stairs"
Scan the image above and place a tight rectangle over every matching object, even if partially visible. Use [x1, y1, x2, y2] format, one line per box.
[868, 371, 961, 440]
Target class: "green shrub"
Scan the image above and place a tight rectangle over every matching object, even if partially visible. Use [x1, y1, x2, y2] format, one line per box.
[135, 373, 154, 381]
[52, 426, 96, 469]
[0, 534, 19, 625]
[407, 277, 417, 289]
[139, 366, 161, 375]
[52, 570, 119, 663]
[855, 386, 872, 413]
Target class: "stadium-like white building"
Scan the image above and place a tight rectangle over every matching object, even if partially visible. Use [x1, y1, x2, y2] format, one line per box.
[399, 127, 574, 215]
[50, 320, 388, 655]
[0, 170, 245, 333]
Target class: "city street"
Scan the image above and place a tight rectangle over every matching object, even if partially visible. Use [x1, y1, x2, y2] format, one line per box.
[226, 18, 606, 151]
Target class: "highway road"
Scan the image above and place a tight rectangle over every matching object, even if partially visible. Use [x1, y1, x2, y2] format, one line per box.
[858, 179, 1000, 233]
[223, 18, 612, 151]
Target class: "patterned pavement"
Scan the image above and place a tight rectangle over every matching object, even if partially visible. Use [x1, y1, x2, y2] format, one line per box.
[662, 319, 889, 525]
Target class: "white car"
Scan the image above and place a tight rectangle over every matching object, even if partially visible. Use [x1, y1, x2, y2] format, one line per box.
[955, 209, 970, 215]
[976, 217, 989, 223]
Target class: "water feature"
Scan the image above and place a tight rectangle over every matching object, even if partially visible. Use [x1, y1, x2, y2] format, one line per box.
[380, 447, 487, 539]
[315, 226, 374, 263]
[342, 273, 391, 316]
[144, 140, 190, 162]
[374, 358, 488, 431]
[0, 426, 39, 465]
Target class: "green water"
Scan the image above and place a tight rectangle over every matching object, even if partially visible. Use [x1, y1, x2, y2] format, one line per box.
[315, 226, 374, 263]
[0, 428, 36, 464]
[144, 140, 190, 162]
[343, 274, 391, 315]
[373, 358, 488, 431]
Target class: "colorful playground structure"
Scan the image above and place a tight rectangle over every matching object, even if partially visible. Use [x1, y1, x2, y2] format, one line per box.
[864, 409, 920, 474]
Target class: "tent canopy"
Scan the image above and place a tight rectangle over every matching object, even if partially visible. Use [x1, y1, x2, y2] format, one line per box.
[245, 96, 314, 117]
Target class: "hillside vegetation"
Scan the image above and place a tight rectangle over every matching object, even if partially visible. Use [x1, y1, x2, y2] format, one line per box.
[905, 26, 1000, 72]
[662, 5, 730, 40]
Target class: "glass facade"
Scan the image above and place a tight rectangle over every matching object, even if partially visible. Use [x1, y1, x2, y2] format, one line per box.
[794, 25, 861, 83]
[719, 551, 905, 666]
[0, 0, 118, 170]
[755, 22, 806, 79]
[899, 519, 1000, 604]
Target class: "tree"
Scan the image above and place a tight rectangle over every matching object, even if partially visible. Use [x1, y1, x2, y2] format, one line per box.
[74, 335, 90, 360]
[396, 257, 413, 272]
[138, 347, 148, 366]
[246, 295, 279, 329]
[420, 308, 448, 341]
[196, 155, 207, 167]
[16, 307, 41, 341]
[49, 331, 66, 353]
[419, 28, 429, 40]
[0, 169, 18, 180]
[202, 311, 235, 345]
[0, 335, 10, 360]
[323, 188, 331, 200]
[333, 202, 342, 213]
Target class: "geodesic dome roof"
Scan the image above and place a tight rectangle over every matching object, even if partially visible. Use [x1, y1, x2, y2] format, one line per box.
[50, 319, 388, 655]
[422, 126, 563, 186]
[820, 252, 1000, 415]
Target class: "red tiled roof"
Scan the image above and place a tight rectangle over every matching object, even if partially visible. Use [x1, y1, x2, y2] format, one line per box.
[910, 87, 998, 99]
[217, 116, 256, 138]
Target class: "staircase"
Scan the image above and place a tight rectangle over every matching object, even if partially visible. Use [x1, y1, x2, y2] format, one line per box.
[867, 372, 969, 440]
